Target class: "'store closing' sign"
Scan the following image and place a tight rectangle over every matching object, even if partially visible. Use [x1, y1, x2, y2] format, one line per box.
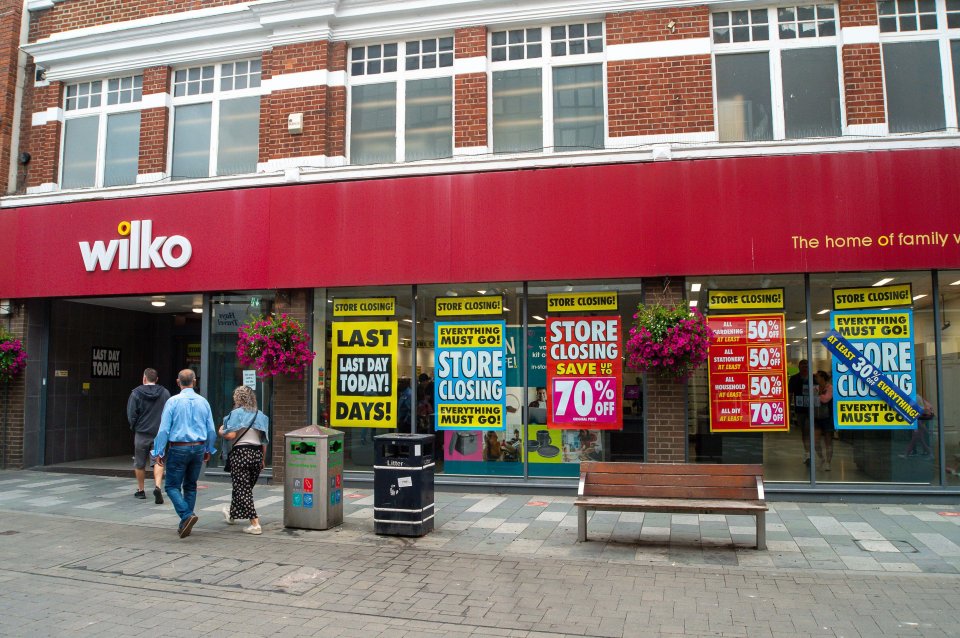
[330, 322, 397, 428]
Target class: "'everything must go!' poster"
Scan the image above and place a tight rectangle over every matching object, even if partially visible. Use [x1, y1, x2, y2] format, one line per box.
[707, 314, 789, 433]
[434, 321, 507, 431]
[826, 309, 920, 430]
[330, 321, 397, 428]
[545, 316, 622, 430]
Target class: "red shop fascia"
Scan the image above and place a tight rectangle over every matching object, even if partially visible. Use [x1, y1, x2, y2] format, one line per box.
[2, 147, 959, 299]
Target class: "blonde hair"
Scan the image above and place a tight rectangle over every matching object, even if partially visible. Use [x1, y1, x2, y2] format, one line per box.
[233, 385, 258, 412]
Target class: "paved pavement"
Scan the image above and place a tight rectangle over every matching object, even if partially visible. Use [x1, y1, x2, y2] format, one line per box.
[1, 469, 960, 637]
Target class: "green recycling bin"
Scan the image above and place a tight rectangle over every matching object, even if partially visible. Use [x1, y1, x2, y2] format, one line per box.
[283, 425, 344, 530]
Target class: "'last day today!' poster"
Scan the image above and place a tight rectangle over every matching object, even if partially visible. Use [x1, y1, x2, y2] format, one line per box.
[330, 321, 397, 428]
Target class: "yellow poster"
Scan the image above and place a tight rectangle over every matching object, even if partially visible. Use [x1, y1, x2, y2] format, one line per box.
[330, 321, 397, 428]
[833, 284, 913, 310]
[708, 288, 785, 310]
[546, 291, 618, 312]
[435, 296, 503, 316]
[332, 297, 396, 317]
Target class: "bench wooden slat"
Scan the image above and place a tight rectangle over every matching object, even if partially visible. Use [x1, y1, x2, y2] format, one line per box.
[575, 462, 767, 550]
[583, 484, 760, 500]
[586, 473, 758, 489]
[582, 462, 763, 476]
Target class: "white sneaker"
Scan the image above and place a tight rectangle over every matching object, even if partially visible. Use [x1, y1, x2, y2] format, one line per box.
[222, 505, 234, 525]
[243, 524, 262, 535]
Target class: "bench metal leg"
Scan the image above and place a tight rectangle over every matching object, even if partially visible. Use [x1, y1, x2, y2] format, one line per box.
[578, 507, 587, 542]
[756, 511, 766, 550]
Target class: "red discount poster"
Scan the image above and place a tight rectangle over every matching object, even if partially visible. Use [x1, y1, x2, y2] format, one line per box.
[707, 314, 789, 433]
[546, 316, 622, 430]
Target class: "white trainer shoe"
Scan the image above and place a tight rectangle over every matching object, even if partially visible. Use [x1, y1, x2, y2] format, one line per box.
[222, 505, 235, 525]
[243, 524, 262, 535]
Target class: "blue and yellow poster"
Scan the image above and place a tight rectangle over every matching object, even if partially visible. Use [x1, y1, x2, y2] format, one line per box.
[826, 309, 921, 430]
[434, 321, 506, 431]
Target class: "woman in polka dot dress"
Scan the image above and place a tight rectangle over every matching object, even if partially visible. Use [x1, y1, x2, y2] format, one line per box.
[218, 385, 269, 535]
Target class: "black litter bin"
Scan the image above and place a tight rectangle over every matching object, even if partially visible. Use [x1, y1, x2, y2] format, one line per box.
[373, 433, 435, 536]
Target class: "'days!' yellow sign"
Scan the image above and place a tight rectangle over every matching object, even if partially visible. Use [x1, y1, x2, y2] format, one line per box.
[833, 283, 913, 310]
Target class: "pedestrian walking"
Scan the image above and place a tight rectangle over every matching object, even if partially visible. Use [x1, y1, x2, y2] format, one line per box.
[218, 385, 269, 535]
[152, 369, 217, 539]
[127, 367, 170, 503]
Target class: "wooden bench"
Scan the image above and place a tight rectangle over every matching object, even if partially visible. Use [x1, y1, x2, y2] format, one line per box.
[575, 462, 768, 549]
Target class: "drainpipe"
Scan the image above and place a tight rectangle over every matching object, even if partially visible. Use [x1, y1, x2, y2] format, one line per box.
[7, 1, 31, 193]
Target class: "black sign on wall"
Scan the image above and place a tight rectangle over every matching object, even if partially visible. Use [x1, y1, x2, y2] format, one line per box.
[92, 347, 121, 378]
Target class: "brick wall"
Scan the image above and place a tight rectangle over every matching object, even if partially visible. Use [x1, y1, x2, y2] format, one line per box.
[30, 0, 248, 42]
[606, 7, 714, 138]
[1, 305, 27, 469]
[607, 6, 709, 45]
[455, 25, 486, 58]
[641, 277, 687, 463]
[608, 56, 713, 137]
[843, 44, 886, 126]
[839, 0, 879, 28]
[454, 26, 487, 149]
[0, 1, 24, 193]
[139, 66, 170, 176]
[270, 290, 310, 484]
[24, 81, 62, 188]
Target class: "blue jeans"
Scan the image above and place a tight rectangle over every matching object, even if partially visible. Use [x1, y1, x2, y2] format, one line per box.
[164, 445, 205, 524]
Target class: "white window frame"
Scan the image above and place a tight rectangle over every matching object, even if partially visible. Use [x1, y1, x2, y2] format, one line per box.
[488, 20, 607, 153]
[60, 75, 143, 189]
[168, 59, 264, 179]
[711, 4, 845, 141]
[347, 36, 456, 164]
[878, 0, 960, 132]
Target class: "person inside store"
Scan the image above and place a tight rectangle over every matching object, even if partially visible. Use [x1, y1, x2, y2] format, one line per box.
[789, 359, 818, 465]
[218, 385, 270, 535]
[151, 369, 217, 539]
[127, 367, 170, 503]
[814, 370, 834, 471]
[398, 378, 413, 430]
[529, 386, 547, 408]
[901, 396, 936, 459]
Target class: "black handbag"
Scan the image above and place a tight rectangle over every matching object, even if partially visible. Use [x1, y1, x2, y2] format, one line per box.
[222, 411, 257, 472]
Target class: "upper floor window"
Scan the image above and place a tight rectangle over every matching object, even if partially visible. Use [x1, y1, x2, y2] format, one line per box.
[61, 75, 142, 189]
[712, 5, 842, 141]
[349, 39, 454, 164]
[489, 21, 605, 154]
[171, 60, 262, 180]
[878, 0, 959, 134]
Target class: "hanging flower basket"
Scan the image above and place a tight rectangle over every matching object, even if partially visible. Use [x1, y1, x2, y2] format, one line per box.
[237, 313, 315, 378]
[0, 329, 27, 383]
[625, 304, 713, 382]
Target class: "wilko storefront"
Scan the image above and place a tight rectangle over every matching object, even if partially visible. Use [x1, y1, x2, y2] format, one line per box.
[2, 148, 960, 494]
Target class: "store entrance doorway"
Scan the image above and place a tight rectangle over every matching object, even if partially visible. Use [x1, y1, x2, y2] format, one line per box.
[43, 295, 203, 466]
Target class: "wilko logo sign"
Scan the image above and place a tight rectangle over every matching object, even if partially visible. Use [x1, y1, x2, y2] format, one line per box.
[79, 220, 192, 272]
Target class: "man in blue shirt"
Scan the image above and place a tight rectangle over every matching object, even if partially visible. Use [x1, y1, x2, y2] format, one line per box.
[152, 369, 217, 538]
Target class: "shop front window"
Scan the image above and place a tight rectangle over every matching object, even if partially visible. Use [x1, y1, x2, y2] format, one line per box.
[528, 280, 643, 478]
[320, 286, 413, 471]
[207, 292, 275, 469]
[810, 271, 938, 485]
[688, 274, 807, 480]
[416, 283, 522, 476]
[939, 270, 960, 485]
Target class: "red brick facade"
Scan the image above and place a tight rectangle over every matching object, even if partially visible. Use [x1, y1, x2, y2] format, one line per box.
[0, 1, 24, 193]
[139, 66, 170, 177]
[642, 277, 688, 463]
[843, 44, 886, 126]
[0, 305, 27, 469]
[455, 73, 487, 148]
[608, 56, 714, 137]
[455, 25, 486, 58]
[607, 6, 710, 45]
[839, 0, 879, 28]
[24, 81, 62, 188]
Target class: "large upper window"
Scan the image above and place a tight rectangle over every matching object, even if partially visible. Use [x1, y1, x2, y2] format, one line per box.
[170, 60, 262, 180]
[712, 5, 842, 141]
[349, 39, 454, 165]
[490, 22, 605, 154]
[878, 0, 958, 134]
[61, 75, 142, 189]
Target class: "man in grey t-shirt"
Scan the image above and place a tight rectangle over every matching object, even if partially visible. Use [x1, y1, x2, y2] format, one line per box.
[127, 368, 171, 503]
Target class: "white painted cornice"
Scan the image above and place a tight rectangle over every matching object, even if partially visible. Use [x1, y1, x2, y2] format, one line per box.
[25, 0, 725, 80]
